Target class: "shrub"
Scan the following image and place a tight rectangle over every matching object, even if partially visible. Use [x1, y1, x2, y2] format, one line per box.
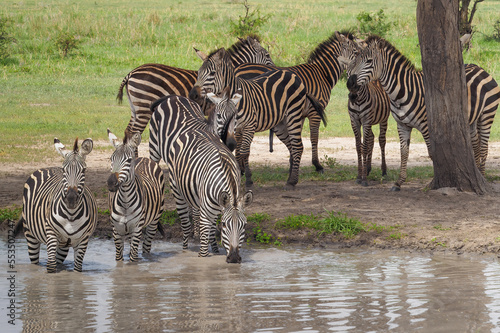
[356, 9, 392, 37]
[229, 0, 272, 38]
[492, 19, 500, 42]
[55, 31, 81, 58]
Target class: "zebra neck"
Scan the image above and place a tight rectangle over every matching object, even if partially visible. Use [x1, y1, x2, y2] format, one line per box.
[115, 176, 143, 210]
[52, 190, 85, 222]
[379, 53, 423, 109]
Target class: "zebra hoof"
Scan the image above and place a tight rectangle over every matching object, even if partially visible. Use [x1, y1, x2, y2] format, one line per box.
[355, 178, 362, 184]
[361, 181, 369, 187]
[284, 183, 296, 191]
[390, 186, 401, 192]
[315, 166, 324, 173]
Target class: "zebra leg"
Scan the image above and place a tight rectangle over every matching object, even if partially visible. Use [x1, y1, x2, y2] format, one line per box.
[239, 130, 255, 189]
[129, 229, 142, 262]
[210, 221, 219, 254]
[198, 214, 213, 257]
[25, 230, 41, 265]
[286, 136, 304, 188]
[470, 122, 481, 171]
[393, 124, 412, 191]
[56, 246, 70, 265]
[362, 125, 375, 187]
[113, 228, 124, 261]
[350, 118, 363, 184]
[73, 239, 90, 272]
[308, 113, 324, 173]
[142, 221, 158, 254]
[45, 231, 58, 273]
[379, 120, 388, 177]
[192, 208, 201, 240]
[478, 117, 494, 175]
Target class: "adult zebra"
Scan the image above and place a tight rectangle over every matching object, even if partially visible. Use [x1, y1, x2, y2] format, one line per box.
[346, 79, 390, 186]
[117, 35, 274, 138]
[107, 129, 165, 262]
[15, 138, 97, 273]
[149, 93, 253, 263]
[189, 48, 325, 189]
[347, 35, 500, 191]
[231, 31, 360, 172]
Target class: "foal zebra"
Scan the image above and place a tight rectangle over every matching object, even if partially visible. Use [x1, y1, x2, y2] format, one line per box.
[149, 94, 253, 263]
[233, 31, 360, 172]
[117, 35, 274, 138]
[17, 138, 97, 273]
[190, 47, 325, 189]
[107, 130, 165, 262]
[347, 35, 500, 191]
[346, 79, 391, 186]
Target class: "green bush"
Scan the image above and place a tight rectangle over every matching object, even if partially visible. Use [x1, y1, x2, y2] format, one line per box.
[55, 31, 81, 58]
[491, 19, 500, 41]
[356, 9, 392, 37]
[229, 0, 272, 37]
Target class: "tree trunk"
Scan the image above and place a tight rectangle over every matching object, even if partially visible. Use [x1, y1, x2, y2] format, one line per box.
[416, 0, 488, 194]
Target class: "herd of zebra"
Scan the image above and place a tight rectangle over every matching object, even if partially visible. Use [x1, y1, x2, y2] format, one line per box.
[15, 31, 500, 272]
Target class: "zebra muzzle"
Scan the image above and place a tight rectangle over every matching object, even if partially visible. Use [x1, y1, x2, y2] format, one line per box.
[64, 187, 79, 209]
[347, 74, 360, 92]
[226, 246, 241, 264]
[107, 173, 120, 192]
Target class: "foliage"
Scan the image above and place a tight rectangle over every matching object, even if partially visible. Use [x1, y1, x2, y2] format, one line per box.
[356, 9, 392, 37]
[55, 31, 81, 58]
[275, 211, 365, 239]
[229, 0, 272, 37]
[160, 209, 179, 226]
[0, 16, 16, 63]
[247, 212, 281, 245]
[0, 206, 21, 222]
[490, 19, 500, 42]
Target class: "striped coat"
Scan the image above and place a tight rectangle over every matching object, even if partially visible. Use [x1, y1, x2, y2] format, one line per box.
[107, 130, 165, 261]
[18, 138, 97, 273]
[149, 95, 252, 262]
[190, 48, 325, 189]
[347, 35, 500, 190]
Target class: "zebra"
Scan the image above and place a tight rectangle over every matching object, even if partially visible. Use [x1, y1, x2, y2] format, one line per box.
[149, 94, 253, 263]
[107, 129, 165, 262]
[346, 35, 500, 191]
[189, 48, 325, 189]
[346, 79, 391, 186]
[116, 35, 274, 139]
[16, 138, 97, 273]
[232, 31, 361, 172]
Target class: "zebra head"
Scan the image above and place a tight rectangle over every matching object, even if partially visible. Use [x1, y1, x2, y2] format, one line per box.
[334, 31, 363, 70]
[54, 137, 93, 210]
[107, 129, 141, 192]
[206, 86, 242, 151]
[190, 48, 235, 101]
[346, 36, 385, 92]
[219, 190, 253, 263]
[228, 35, 275, 67]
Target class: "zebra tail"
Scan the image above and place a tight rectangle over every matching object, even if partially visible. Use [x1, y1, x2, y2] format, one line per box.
[269, 129, 274, 153]
[13, 216, 24, 237]
[116, 75, 129, 105]
[306, 94, 327, 127]
[157, 222, 165, 238]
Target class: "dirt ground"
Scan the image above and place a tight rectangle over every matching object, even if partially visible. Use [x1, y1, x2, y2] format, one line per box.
[3, 136, 500, 256]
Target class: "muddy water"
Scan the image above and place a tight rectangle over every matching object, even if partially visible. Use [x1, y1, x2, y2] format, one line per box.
[2, 238, 500, 333]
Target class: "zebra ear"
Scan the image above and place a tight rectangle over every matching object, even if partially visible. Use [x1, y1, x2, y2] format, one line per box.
[240, 190, 253, 208]
[337, 56, 351, 67]
[231, 91, 242, 106]
[54, 138, 69, 157]
[129, 132, 141, 148]
[80, 138, 93, 158]
[207, 92, 222, 105]
[107, 128, 120, 148]
[218, 191, 231, 208]
[194, 47, 207, 61]
[335, 31, 347, 43]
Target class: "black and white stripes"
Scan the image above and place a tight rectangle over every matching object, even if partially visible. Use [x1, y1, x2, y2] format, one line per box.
[19, 138, 97, 273]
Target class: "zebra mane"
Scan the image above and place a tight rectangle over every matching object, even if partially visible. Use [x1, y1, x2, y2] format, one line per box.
[365, 35, 418, 72]
[226, 34, 262, 55]
[72, 138, 79, 152]
[307, 30, 355, 64]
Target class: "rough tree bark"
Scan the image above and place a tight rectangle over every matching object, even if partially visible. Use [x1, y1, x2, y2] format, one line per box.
[416, 0, 488, 194]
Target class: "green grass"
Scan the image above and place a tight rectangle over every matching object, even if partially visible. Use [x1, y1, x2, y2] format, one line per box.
[275, 210, 365, 239]
[1, 0, 499, 164]
[0, 205, 21, 222]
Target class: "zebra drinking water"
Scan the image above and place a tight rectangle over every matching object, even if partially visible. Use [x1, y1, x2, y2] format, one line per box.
[149, 93, 252, 263]
[16, 138, 97, 273]
[107, 130, 165, 262]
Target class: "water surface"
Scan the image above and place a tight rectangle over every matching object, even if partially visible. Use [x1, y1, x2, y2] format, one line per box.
[2, 238, 500, 332]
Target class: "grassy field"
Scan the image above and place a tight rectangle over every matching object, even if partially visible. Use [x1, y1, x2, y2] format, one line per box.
[1, 0, 500, 163]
